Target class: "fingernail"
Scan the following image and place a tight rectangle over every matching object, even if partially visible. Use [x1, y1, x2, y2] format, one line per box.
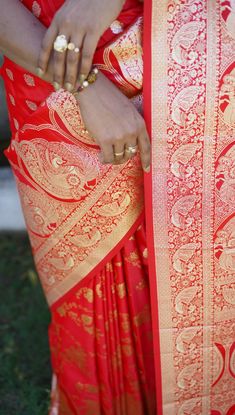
[36, 67, 44, 77]
[79, 74, 86, 84]
[144, 165, 150, 173]
[65, 82, 73, 92]
[53, 82, 61, 91]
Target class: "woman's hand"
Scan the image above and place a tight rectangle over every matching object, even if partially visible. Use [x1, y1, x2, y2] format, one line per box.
[77, 73, 151, 172]
[38, 0, 125, 91]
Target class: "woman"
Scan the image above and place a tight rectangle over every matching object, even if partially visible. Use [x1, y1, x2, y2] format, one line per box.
[0, 0, 235, 414]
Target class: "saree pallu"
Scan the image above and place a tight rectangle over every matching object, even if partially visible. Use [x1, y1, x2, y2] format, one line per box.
[1, 0, 235, 414]
[143, 0, 235, 414]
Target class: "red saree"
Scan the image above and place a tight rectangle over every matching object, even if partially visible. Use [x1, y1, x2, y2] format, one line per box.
[144, 1, 235, 414]
[1, 0, 235, 414]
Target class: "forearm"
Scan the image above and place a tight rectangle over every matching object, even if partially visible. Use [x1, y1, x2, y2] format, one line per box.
[0, 0, 53, 82]
[0, 0, 133, 104]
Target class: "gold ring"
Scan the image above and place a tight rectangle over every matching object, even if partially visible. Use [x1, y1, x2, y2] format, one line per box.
[114, 151, 125, 157]
[54, 34, 68, 53]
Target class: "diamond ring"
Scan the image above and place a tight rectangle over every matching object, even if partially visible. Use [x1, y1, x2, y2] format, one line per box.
[125, 144, 138, 154]
[54, 35, 68, 53]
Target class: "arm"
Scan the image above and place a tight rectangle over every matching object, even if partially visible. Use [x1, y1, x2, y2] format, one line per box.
[0, 0, 53, 82]
[0, 0, 151, 171]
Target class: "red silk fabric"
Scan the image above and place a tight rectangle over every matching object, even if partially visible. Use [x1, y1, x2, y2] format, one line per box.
[2, 0, 235, 413]
[143, 0, 235, 414]
[1, 0, 156, 413]
[49, 223, 156, 415]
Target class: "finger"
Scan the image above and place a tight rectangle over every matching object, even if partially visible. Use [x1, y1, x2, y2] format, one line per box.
[138, 128, 151, 172]
[53, 31, 70, 89]
[100, 143, 115, 165]
[64, 36, 83, 92]
[37, 24, 58, 75]
[79, 34, 97, 84]
[113, 141, 125, 164]
[125, 138, 138, 161]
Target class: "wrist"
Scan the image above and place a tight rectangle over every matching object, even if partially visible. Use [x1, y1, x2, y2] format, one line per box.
[74, 71, 106, 103]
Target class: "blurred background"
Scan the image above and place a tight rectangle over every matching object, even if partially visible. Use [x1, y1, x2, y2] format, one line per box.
[0, 54, 50, 415]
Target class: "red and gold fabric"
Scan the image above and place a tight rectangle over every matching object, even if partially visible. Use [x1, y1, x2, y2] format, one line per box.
[1, 0, 235, 413]
[144, 0, 235, 413]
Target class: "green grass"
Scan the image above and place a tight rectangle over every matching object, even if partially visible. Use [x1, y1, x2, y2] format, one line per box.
[0, 233, 51, 415]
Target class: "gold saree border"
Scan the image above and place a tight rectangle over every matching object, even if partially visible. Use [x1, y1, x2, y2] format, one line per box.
[10, 88, 144, 307]
[201, 1, 220, 412]
[150, 1, 176, 414]
[146, 0, 235, 413]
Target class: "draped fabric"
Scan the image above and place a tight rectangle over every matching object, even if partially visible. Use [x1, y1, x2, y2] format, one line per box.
[144, 0, 235, 414]
[1, 0, 156, 413]
[1, 0, 235, 414]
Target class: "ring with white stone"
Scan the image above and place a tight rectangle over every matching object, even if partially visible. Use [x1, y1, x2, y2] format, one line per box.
[125, 144, 138, 154]
[53, 35, 68, 53]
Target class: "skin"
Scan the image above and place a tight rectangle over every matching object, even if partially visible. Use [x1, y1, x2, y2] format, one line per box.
[0, 0, 151, 170]
[38, 0, 126, 91]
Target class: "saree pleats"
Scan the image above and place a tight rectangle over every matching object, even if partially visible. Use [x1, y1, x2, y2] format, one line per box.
[49, 222, 156, 415]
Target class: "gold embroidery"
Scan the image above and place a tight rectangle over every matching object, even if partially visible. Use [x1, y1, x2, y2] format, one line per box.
[25, 100, 37, 111]
[116, 283, 126, 299]
[23, 73, 35, 86]
[12, 89, 144, 304]
[76, 288, 94, 303]
[14, 139, 100, 200]
[136, 278, 147, 291]
[32, 1, 41, 18]
[142, 248, 148, 259]
[109, 18, 143, 91]
[124, 250, 141, 268]
[133, 305, 150, 327]
[95, 283, 102, 298]
[171, 21, 201, 66]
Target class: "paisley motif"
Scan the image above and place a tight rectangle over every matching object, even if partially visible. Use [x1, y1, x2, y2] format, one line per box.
[95, 192, 131, 217]
[175, 327, 200, 354]
[177, 363, 198, 389]
[17, 181, 61, 237]
[68, 229, 102, 249]
[171, 195, 197, 229]
[172, 242, 197, 273]
[171, 21, 201, 66]
[175, 286, 198, 315]
[13, 139, 100, 201]
[170, 143, 200, 179]
[177, 397, 201, 415]
[172, 86, 202, 127]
